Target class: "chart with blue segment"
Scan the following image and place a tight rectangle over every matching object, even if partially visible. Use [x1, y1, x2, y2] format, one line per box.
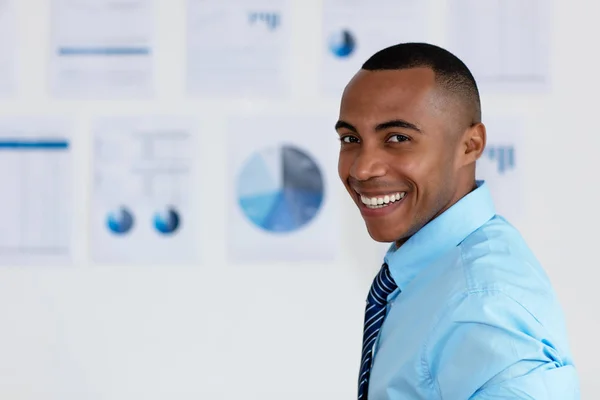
[238, 145, 324, 233]
[153, 207, 181, 235]
[483, 145, 515, 174]
[328, 29, 356, 58]
[475, 116, 523, 221]
[186, 0, 291, 97]
[50, 0, 153, 98]
[91, 116, 198, 265]
[320, 0, 429, 96]
[0, 117, 72, 265]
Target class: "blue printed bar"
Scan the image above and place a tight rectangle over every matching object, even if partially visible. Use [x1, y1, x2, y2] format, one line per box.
[0, 139, 69, 149]
[57, 47, 150, 56]
[484, 145, 515, 174]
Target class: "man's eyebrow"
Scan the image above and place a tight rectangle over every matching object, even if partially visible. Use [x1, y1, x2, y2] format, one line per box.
[334, 119, 423, 134]
[375, 119, 422, 133]
[334, 120, 357, 132]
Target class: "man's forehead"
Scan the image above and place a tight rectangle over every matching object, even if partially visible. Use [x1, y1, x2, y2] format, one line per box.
[340, 68, 438, 116]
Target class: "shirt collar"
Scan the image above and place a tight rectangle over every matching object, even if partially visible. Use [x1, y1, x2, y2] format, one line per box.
[383, 180, 496, 291]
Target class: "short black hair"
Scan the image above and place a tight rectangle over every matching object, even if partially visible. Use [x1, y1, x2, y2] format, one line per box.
[362, 42, 481, 124]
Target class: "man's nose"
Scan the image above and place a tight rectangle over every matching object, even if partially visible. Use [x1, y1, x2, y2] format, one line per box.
[349, 146, 387, 181]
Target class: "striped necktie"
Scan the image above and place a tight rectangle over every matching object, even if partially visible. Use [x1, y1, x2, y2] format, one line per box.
[358, 262, 398, 399]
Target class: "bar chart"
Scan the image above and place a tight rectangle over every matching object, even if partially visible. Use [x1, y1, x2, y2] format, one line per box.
[0, 118, 72, 265]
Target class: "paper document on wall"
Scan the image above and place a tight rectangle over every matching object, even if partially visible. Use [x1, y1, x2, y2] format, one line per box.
[0, 0, 16, 96]
[476, 116, 524, 222]
[91, 116, 200, 265]
[226, 114, 339, 263]
[49, 0, 154, 98]
[446, 0, 550, 93]
[320, 0, 430, 98]
[0, 117, 73, 266]
[186, 0, 291, 97]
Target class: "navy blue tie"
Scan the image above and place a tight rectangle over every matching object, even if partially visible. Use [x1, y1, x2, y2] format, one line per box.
[358, 263, 398, 399]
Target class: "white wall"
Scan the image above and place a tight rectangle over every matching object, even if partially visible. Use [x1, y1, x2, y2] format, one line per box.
[0, 0, 597, 399]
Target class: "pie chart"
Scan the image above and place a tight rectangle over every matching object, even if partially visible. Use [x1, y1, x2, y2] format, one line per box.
[153, 206, 180, 235]
[328, 29, 356, 58]
[107, 206, 134, 235]
[237, 145, 325, 233]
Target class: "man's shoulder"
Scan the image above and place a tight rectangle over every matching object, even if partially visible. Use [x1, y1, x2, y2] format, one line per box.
[434, 216, 576, 369]
[412, 215, 549, 305]
[451, 214, 560, 317]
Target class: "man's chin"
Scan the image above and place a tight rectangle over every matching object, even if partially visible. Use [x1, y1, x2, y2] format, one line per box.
[365, 223, 408, 244]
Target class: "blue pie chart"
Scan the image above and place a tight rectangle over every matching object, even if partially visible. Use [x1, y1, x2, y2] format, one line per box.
[153, 207, 180, 235]
[107, 206, 134, 235]
[328, 29, 356, 58]
[237, 145, 325, 233]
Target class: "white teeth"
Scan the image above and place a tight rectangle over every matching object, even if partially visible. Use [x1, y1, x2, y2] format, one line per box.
[359, 192, 406, 208]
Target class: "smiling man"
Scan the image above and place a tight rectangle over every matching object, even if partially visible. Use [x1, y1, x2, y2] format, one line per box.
[336, 43, 580, 399]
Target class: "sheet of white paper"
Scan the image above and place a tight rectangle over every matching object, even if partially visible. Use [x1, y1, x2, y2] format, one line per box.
[227, 114, 339, 263]
[446, 0, 550, 93]
[476, 116, 524, 221]
[0, 117, 72, 265]
[320, 0, 430, 97]
[91, 116, 199, 265]
[0, 0, 15, 96]
[49, 0, 154, 98]
[186, 0, 291, 97]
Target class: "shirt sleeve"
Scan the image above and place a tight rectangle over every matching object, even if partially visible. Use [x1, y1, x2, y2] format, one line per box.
[424, 289, 580, 399]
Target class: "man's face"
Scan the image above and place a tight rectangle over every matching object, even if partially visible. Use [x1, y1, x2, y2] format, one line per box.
[336, 67, 465, 244]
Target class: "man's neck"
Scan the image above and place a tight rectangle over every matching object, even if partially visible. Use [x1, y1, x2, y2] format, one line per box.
[392, 179, 479, 250]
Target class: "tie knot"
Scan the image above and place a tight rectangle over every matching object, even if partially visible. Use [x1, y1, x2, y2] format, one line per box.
[367, 263, 398, 306]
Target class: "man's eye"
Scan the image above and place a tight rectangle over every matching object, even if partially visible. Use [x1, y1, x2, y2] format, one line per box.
[340, 135, 359, 143]
[387, 134, 410, 143]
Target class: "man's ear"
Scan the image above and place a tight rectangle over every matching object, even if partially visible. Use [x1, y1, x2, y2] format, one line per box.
[461, 122, 486, 166]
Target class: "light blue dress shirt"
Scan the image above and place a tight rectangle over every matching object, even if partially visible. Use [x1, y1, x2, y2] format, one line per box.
[369, 181, 579, 399]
